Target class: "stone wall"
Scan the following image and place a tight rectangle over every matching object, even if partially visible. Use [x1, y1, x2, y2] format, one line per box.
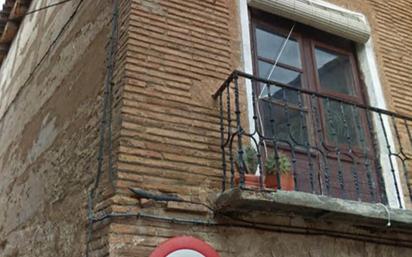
[0, 0, 114, 256]
[111, 219, 412, 257]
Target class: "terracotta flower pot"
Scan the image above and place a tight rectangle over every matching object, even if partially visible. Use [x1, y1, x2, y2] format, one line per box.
[264, 173, 295, 191]
[235, 174, 260, 189]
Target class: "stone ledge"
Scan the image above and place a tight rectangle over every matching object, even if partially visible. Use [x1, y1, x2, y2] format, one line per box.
[215, 189, 412, 230]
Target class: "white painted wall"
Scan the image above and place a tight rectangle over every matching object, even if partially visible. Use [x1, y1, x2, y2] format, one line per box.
[356, 39, 405, 208]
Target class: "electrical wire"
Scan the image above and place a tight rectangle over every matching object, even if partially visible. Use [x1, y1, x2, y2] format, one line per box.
[89, 0, 119, 202]
[86, 1, 119, 256]
[89, 209, 412, 249]
[0, 0, 84, 123]
[89, 187, 412, 249]
[265, 23, 296, 82]
[378, 203, 392, 227]
[6, 0, 75, 22]
[256, 22, 296, 160]
[128, 188, 215, 212]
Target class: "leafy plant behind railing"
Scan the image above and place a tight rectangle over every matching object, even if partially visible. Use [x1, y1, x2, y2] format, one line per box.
[265, 154, 291, 175]
[243, 146, 258, 174]
[238, 146, 291, 176]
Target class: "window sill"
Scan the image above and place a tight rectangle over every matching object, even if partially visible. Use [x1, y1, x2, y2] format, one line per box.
[215, 188, 412, 230]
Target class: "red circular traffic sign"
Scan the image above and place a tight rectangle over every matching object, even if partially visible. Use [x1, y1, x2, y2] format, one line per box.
[149, 236, 220, 257]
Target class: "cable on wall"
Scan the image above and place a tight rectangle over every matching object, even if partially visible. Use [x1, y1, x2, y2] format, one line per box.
[87, 188, 412, 248]
[89, 191, 412, 249]
[0, 0, 85, 123]
[6, 0, 75, 22]
[86, 0, 119, 256]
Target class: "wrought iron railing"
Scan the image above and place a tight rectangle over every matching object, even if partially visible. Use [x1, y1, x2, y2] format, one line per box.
[214, 70, 412, 208]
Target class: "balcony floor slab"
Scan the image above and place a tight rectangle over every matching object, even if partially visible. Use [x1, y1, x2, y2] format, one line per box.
[215, 189, 412, 231]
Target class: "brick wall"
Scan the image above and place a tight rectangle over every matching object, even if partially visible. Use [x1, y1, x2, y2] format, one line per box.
[1, 0, 412, 257]
[114, 0, 236, 210]
[107, 0, 412, 257]
[369, 0, 412, 199]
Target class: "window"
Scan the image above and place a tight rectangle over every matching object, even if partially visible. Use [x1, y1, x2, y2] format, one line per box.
[250, 9, 384, 202]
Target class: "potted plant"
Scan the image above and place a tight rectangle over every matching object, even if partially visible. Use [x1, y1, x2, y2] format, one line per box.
[264, 154, 294, 191]
[235, 146, 260, 188]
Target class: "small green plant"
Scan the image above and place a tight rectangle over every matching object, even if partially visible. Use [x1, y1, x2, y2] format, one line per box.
[265, 154, 291, 175]
[239, 146, 258, 174]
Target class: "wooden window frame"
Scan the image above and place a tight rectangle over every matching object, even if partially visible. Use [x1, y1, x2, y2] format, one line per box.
[250, 9, 373, 152]
[240, 0, 405, 207]
[249, 9, 386, 200]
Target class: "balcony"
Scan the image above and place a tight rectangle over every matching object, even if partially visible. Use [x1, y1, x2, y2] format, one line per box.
[213, 71, 412, 221]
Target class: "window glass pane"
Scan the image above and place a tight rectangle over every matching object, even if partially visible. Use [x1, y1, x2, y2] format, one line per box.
[256, 28, 302, 68]
[323, 100, 365, 148]
[315, 47, 356, 96]
[260, 102, 308, 146]
[258, 61, 302, 104]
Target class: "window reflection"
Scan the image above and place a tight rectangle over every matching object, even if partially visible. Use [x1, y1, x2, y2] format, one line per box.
[256, 28, 302, 68]
[315, 47, 356, 96]
[255, 27, 307, 147]
[323, 99, 366, 148]
[258, 61, 302, 104]
[259, 102, 308, 146]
